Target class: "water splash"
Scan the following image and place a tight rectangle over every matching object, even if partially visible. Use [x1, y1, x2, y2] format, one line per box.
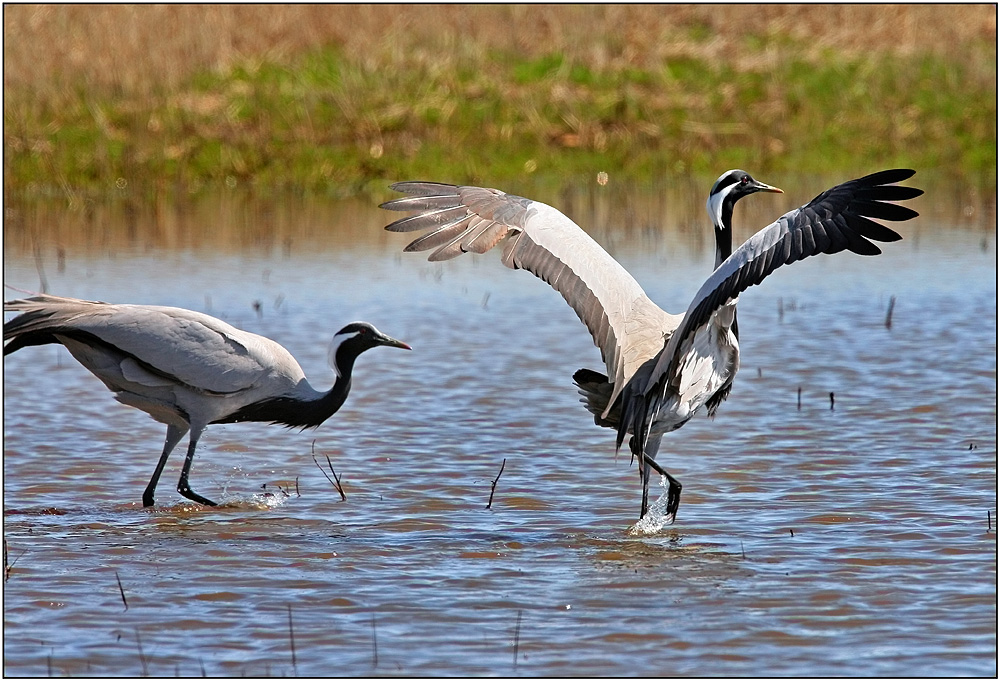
[627, 475, 673, 536]
[233, 491, 290, 510]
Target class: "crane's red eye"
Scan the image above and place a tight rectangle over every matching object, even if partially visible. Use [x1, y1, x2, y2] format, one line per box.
[741, 176, 749, 185]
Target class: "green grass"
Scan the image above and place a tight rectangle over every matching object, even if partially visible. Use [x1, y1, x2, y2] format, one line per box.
[4, 42, 995, 200]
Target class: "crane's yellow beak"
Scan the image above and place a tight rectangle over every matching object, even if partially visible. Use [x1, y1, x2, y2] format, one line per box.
[755, 181, 783, 194]
[379, 335, 411, 350]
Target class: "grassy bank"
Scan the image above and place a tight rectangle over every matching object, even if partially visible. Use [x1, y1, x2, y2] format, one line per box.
[4, 5, 995, 199]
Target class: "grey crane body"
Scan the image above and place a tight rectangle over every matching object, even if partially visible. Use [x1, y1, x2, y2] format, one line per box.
[3, 294, 409, 507]
[382, 169, 922, 523]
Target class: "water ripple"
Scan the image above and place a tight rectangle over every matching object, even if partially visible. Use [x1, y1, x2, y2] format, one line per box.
[3, 195, 995, 676]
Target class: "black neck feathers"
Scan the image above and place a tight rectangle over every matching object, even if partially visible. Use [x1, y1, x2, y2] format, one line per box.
[216, 327, 377, 430]
[714, 196, 736, 268]
[216, 373, 353, 430]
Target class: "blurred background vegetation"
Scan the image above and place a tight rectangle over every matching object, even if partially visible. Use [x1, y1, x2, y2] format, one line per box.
[3, 5, 996, 200]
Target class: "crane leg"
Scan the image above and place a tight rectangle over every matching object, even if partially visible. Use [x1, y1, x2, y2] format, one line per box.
[663, 470, 683, 524]
[143, 424, 189, 507]
[630, 434, 654, 519]
[640, 460, 650, 519]
[176, 425, 218, 507]
[632, 434, 682, 523]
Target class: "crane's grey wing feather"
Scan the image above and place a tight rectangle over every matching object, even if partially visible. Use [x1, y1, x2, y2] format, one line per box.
[4, 294, 300, 394]
[618, 169, 922, 449]
[383, 184, 681, 410]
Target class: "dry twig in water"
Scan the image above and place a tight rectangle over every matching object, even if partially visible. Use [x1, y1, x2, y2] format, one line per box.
[135, 629, 149, 676]
[4, 539, 26, 582]
[116, 571, 129, 610]
[288, 604, 297, 673]
[513, 609, 523, 668]
[885, 295, 896, 329]
[311, 441, 347, 501]
[487, 458, 507, 509]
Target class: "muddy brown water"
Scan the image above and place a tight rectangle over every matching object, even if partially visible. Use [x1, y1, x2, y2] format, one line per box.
[3, 178, 996, 676]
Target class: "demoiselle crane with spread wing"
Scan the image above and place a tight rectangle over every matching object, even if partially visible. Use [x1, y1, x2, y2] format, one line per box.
[382, 169, 921, 522]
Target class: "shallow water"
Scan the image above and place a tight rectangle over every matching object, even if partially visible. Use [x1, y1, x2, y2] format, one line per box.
[3, 178, 996, 676]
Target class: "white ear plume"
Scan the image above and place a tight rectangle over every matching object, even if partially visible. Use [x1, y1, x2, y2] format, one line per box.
[327, 330, 355, 377]
[706, 189, 727, 232]
[706, 169, 740, 231]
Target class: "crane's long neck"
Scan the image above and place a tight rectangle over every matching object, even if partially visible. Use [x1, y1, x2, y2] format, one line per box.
[307, 372, 354, 426]
[714, 199, 735, 269]
[280, 347, 364, 428]
[217, 350, 360, 430]
[712, 196, 739, 340]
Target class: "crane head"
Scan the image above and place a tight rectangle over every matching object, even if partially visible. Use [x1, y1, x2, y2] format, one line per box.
[327, 322, 410, 377]
[707, 169, 783, 232]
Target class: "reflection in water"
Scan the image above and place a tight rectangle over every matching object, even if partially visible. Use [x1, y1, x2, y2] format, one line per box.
[3, 180, 997, 676]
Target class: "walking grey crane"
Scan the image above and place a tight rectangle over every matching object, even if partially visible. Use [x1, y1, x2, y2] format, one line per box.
[3, 294, 410, 507]
[382, 169, 921, 522]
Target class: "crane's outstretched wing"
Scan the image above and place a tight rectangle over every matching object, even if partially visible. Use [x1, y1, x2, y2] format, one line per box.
[618, 168, 922, 449]
[4, 294, 297, 394]
[382, 183, 681, 412]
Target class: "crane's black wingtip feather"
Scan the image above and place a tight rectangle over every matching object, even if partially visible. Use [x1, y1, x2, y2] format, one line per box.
[856, 185, 923, 204]
[869, 168, 916, 184]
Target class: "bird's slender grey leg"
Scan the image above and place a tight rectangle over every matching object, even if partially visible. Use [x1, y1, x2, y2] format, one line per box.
[143, 424, 189, 507]
[176, 425, 217, 506]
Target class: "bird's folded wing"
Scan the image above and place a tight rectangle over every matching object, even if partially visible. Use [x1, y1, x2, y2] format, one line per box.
[4, 295, 278, 394]
[383, 183, 681, 409]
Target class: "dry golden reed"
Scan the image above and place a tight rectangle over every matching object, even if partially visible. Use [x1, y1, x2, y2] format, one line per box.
[5, 5, 994, 102]
[3, 5, 995, 196]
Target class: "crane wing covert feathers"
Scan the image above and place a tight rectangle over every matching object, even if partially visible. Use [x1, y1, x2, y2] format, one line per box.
[382, 183, 681, 410]
[619, 169, 922, 450]
[3, 294, 299, 395]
